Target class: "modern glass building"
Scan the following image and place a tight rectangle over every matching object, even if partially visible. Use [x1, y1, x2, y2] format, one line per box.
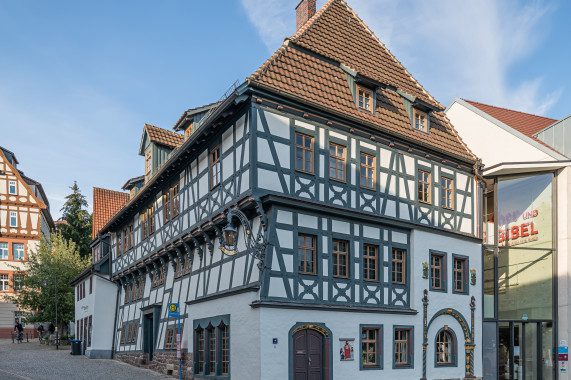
[447, 99, 571, 379]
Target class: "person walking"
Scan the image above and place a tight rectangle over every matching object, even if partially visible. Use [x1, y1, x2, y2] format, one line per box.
[37, 324, 45, 341]
[48, 322, 55, 335]
[14, 322, 24, 342]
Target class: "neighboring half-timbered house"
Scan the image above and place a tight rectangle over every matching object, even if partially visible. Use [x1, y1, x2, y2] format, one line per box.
[0, 146, 54, 338]
[101, 1, 484, 379]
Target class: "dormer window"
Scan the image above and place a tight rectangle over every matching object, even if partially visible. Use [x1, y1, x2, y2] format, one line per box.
[357, 85, 372, 112]
[414, 109, 427, 132]
[184, 123, 193, 140]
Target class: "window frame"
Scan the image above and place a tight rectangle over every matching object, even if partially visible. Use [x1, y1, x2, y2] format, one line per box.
[391, 247, 407, 285]
[429, 250, 447, 292]
[145, 150, 152, 178]
[165, 328, 175, 350]
[441, 176, 454, 210]
[417, 169, 431, 204]
[332, 239, 349, 278]
[435, 327, 458, 367]
[210, 146, 221, 189]
[329, 142, 346, 182]
[295, 132, 314, 174]
[298, 233, 317, 275]
[0, 273, 9, 291]
[360, 324, 383, 370]
[413, 108, 428, 133]
[452, 254, 469, 295]
[360, 152, 375, 189]
[193, 314, 230, 378]
[393, 326, 414, 368]
[0, 243, 8, 260]
[13, 243, 25, 261]
[356, 84, 373, 113]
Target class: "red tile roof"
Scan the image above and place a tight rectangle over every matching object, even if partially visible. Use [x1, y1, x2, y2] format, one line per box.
[464, 100, 557, 137]
[144, 123, 184, 150]
[92, 187, 129, 239]
[248, 0, 476, 162]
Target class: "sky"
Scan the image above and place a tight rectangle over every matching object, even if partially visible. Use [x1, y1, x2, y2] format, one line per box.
[1, 0, 569, 219]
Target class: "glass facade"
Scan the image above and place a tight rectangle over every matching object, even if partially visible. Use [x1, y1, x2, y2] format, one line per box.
[484, 172, 555, 380]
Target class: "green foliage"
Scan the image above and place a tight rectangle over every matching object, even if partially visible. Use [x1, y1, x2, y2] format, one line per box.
[3, 234, 90, 328]
[60, 182, 93, 258]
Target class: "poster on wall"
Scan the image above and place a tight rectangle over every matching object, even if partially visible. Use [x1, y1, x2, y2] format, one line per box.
[339, 338, 354, 361]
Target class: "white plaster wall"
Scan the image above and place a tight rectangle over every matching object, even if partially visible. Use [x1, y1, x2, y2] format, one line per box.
[188, 291, 260, 380]
[446, 102, 555, 167]
[92, 276, 118, 351]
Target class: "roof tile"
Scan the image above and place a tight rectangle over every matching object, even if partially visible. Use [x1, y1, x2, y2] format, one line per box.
[145, 124, 184, 150]
[92, 187, 130, 239]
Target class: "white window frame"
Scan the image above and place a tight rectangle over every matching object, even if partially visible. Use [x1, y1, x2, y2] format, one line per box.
[14, 244, 24, 260]
[9, 212, 17, 228]
[0, 243, 8, 260]
[8, 181, 16, 195]
[0, 274, 9, 291]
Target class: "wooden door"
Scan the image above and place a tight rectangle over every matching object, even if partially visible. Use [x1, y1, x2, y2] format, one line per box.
[293, 329, 324, 380]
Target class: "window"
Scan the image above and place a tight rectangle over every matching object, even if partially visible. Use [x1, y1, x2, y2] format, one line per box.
[9, 211, 17, 227]
[147, 205, 155, 235]
[356, 85, 372, 112]
[392, 248, 406, 284]
[171, 183, 179, 218]
[394, 327, 413, 368]
[0, 274, 9, 291]
[175, 257, 183, 278]
[414, 109, 427, 132]
[163, 189, 171, 223]
[194, 315, 230, 377]
[453, 256, 468, 294]
[8, 181, 16, 195]
[130, 323, 137, 343]
[128, 224, 133, 249]
[197, 329, 205, 374]
[0, 243, 8, 259]
[360, 153, 375, 189]
[363, 244, 378, 281]
[120, 325, 126, 344]
[124, 284, 131, 304]
[441, 177, 453, 209]
[159, 267, 166, 286]
[298, 234, 316, 275]
[220, 324, 229, 375]
[332, 239, 348, 278]
[89, 277, 92, 294]
[137, 277, 144, 299]
[436, 329, 456, 366]
[141, 213, 148, 241]
[417, 170, 431, 204]
[145, 150, 152, 178]
[117, 232, 122, 257]
[430, 251, 446, 291]
[208, 326, 216, 374]
[361, 326, 382, 369]
[329, 143, 346, 181]
[13, 275, 24, 291]
[165, 328, 175, 350]
[152, 269, 159, 288]
[210, 146, 221, 189]
[295, 133, 314, 173]
[184, 253, 192, 274]
[123, 228, 129, 253]
[13, 244, 24, 260]
[88, 316, 92, 347]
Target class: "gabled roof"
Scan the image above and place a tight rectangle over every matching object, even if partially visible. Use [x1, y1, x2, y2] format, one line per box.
[464, 100, 557, 137]
[141, 124, 184, 152]
[247, 0, 476, 162]
[173, 101, 220, 131]
[92, 187, 129, 239]
[121, 175, 145, 191]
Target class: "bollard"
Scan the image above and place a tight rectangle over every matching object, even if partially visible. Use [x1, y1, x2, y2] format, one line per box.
[26, 332, 29, 342]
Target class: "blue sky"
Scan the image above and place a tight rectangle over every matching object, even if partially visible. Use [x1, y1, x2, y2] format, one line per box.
[1, 0, 569, 219]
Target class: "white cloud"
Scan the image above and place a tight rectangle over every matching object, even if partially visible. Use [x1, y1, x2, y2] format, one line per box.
[240, 0, 560, 116]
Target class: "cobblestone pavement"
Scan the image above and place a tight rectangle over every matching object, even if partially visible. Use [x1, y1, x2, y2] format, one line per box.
[0, 339, 171, 380]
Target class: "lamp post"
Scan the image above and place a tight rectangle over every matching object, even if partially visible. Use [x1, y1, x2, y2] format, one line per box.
[43, 275, 58, 350]
[219, 209, 269, 270]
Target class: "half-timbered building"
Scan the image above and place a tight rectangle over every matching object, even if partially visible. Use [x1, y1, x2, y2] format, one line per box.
[0, 146, 54, 337]
[101, 1, 484, 379]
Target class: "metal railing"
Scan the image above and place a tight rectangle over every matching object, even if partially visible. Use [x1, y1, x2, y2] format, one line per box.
[193, 79, 240, 131]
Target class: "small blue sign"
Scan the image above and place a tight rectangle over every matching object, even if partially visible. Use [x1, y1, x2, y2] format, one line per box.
[167, 303, 180, 318]
[559, 346, 568, 354]
[273, 338, 278, 344]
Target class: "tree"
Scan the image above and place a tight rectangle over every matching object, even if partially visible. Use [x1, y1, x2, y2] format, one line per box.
[60, 181, 92, 258]
[3, 234, 90, 332]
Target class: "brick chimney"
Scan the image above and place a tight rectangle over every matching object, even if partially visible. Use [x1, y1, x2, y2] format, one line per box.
[296, 0, 316, 31]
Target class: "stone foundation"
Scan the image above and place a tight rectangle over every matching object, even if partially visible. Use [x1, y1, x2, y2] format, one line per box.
[115, 351, 193, 379]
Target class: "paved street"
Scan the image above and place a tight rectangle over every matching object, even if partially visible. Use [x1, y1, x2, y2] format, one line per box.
[0, 339, 170, 380]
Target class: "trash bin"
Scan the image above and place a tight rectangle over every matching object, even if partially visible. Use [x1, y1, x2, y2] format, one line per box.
[70, 339, 82, 355]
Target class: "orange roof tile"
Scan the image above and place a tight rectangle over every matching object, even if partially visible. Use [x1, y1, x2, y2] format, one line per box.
[92, 187, 129, 239]
[144, 123, 184, 150]
[464, 100, 557, 137]
[248, 0, 476, 162]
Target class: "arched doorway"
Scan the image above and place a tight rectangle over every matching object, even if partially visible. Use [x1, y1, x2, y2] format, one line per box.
[289, 323, 332, 380]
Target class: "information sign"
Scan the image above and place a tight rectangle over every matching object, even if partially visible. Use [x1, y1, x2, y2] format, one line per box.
[176, 333, 182, 359]
[168, 303, 180, 318]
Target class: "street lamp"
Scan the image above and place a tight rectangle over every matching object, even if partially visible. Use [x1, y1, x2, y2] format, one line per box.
[43, 275, 58, 350]
[219, 209, 269, 270]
